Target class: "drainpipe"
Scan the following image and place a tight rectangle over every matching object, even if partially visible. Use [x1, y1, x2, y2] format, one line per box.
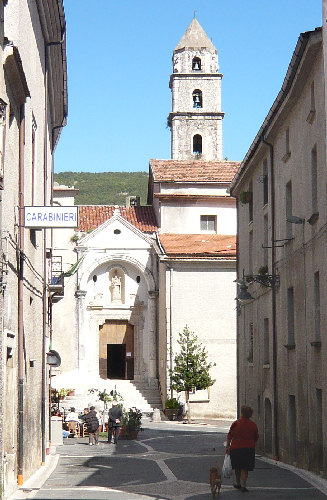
[235, 198, 240, 418]
[41, 40, 49, 466]
[17, 104, 25, 486]
[166, 265, 173, 399]
[261, 133, 279, 462]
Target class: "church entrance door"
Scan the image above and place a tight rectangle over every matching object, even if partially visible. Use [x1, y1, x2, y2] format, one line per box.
[99, 320, 134, 380]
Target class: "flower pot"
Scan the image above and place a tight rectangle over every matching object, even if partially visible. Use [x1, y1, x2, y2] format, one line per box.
[126, 429, 138, 440]
[120, 427, 139, 439]
[165, 408, 179, 421]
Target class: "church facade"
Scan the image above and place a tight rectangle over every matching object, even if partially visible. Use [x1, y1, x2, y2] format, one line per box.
[52, 19, 239, 418]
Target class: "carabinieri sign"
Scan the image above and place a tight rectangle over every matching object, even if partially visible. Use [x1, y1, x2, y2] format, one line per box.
[24, 206, 78, 228]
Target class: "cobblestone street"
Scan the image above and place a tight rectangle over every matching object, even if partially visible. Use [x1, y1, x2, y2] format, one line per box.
[10, 421, 327, 499]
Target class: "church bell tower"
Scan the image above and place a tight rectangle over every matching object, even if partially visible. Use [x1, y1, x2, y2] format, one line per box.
[168, 18, 224, 161]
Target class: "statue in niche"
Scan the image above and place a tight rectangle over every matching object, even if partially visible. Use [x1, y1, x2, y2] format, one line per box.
[110, 273, 122, 302]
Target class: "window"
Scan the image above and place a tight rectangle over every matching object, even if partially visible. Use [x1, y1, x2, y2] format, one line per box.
[314, 271, 320, 342]
[263, 159, 268, 205]
[285, 181, 293, 239]
[263, 318, 269, 365]
[316, 389, 323, 465]
[31, 115, 37, 205]
[192, 57, 201, 70]
[200, 215, 216, 232]
[192, 89, 202, 108]
[311, 145, 318, 215]
[282, 127, 291, 162]
[248, 323, 254, 363]
[249, 230, 253, 275]
[263, 215, 268, 267]
[249, 182, 253, 222]
[288, 395, 296, 461]
[193, 134, 202, 155]
[287, 287, 295, 346]
[307, 81, 316, 123]
[0, 98, 7, 189]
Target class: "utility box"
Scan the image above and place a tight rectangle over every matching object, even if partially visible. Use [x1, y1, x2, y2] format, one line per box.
[51, 416, 63, 445]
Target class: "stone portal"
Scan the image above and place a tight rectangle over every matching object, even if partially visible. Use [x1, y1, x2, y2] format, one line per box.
[99, 320, 134, 380]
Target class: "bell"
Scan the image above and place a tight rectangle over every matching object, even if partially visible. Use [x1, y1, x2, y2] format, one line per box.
[194, 95, 200, 103]
[193, 62, 200, 70]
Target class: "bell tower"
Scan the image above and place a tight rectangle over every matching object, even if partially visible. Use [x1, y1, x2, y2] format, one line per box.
[168, 18, 224, 161]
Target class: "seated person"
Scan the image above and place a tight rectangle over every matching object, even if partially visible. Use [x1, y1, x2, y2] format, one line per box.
[65, 407, 79, 436]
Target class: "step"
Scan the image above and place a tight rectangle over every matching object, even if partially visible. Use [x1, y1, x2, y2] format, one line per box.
[54, 378, 163, 415]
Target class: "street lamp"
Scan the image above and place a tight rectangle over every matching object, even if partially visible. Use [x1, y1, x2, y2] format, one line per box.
[235, 269, 279, 303]
[235, 278, 254, 303]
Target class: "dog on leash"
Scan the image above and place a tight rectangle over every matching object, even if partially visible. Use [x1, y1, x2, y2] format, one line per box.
[210, 461, 222, 498]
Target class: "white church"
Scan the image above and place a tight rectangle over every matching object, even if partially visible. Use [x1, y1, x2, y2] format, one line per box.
[52, 18, 239, 419]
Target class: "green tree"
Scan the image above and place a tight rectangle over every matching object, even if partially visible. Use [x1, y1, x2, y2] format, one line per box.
[169, 325, 216, 423]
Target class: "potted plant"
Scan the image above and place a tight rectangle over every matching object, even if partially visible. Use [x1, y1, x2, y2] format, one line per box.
[121, 407, 143, 439]
[88, 388, 124, 432]
[165, 397, 183, 421]
[239, 190, 252, 204]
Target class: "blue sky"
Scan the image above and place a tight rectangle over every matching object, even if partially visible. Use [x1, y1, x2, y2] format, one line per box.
[54, 0, 322, 173]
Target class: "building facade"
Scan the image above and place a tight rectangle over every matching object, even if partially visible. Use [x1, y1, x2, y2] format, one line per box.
[52, 18, 238, 419]
[0, 1, 67, 498]
[230, 27, 326, 474]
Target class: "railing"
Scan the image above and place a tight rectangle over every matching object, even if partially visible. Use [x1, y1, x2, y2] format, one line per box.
[48, 255, 64, 301]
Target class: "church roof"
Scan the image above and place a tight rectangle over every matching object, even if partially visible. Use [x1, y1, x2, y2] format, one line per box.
[149, 159, 240, 183]
[175, 18, 216, 52]
[159, 233, 236, 259]
[77, 205, 158, 233]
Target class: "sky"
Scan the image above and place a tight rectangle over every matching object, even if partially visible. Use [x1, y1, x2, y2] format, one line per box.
[54, 0, 323, 173]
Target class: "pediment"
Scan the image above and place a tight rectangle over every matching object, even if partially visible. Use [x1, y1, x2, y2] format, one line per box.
[78, 212, 154, 250]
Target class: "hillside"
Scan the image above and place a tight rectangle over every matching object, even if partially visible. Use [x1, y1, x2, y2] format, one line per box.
[53, 171, 149, 206]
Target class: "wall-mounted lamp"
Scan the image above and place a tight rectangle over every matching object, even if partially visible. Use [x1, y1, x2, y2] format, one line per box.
[286, 215, 305, 224]
[235, 268, 279, 303]
[236, 280, 254, 303]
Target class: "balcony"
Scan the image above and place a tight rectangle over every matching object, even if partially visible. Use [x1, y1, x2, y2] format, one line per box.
[49, 255, 64, 303]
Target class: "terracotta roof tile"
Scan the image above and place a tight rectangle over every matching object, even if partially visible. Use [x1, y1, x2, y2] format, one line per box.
[159, 233, 236, 258]
[149, 159, 240, 183]
[78, 206, 158, 233]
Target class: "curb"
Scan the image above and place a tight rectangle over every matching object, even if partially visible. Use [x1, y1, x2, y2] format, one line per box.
[8, 447, 60, 500]
[258, 455, 327, 496]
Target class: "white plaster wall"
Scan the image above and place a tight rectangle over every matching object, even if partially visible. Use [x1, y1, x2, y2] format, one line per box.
[163, 261, 237, 418]
[160, 199, 236, 234]
[52, 217, 158, 386]
[160, 183, 229, 196]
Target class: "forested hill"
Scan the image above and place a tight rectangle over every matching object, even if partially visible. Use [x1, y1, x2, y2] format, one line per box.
[53, 171, 149, 206]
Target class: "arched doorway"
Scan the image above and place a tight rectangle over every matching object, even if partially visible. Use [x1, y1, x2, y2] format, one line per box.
[99, 320, 134, 380]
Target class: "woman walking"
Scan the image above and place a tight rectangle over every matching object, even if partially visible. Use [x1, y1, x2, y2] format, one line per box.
[226, 405, 259, 492]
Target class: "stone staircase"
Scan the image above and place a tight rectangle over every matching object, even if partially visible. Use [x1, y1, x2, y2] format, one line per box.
[57, 379, 163, 416]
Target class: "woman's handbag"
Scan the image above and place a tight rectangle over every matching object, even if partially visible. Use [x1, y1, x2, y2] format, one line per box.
[222, 453, 232, 478]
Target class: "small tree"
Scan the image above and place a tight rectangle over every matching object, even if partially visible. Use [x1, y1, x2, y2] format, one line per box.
[169, 326, 216, 423]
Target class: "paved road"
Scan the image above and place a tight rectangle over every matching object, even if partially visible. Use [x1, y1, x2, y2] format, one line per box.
[14, 420, 327, 499]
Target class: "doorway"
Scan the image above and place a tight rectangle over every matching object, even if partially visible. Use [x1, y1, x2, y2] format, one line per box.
[99, 320, 134, 380]
[107, 344, 126, 379]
